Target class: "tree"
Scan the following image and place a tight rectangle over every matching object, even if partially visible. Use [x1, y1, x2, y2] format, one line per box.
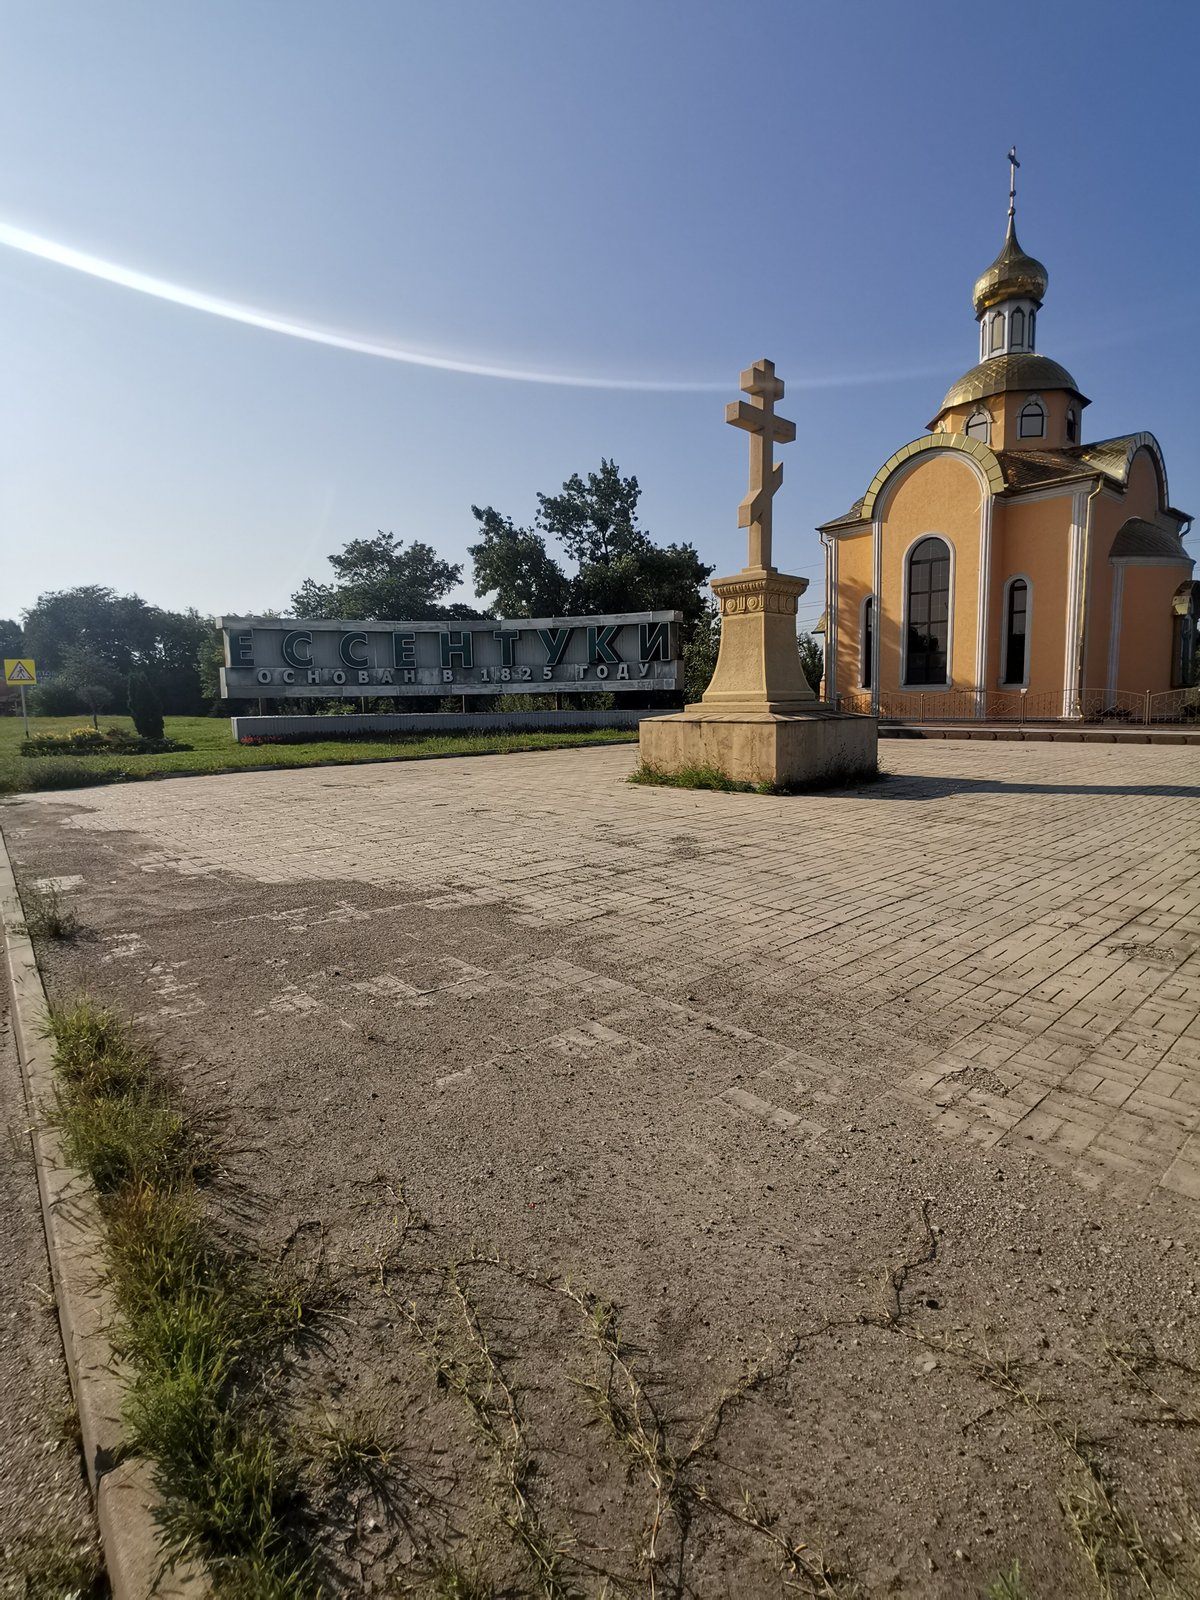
[536, 459, 647, 567]
[20, 587, 207, 714]
[470, 461, 713, 635]
[128, 669, 165, 741]
[0, 618, 24, 715]
[292, 531, 475, 620]
[54, 646, 124, 728]
[22, 587, 157, 673]
[683, 599, 721, 703]
[798, 631, 824, 694]
[468, 507, 571, 617]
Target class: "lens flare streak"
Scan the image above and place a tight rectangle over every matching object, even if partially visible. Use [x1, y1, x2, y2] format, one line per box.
[0, 218, 950, 393]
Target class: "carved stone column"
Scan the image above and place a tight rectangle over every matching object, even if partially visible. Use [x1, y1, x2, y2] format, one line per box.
[696, 566, 816, 715]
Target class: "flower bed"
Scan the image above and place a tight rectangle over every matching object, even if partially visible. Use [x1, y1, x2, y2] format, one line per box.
[21, 726, 191, 758]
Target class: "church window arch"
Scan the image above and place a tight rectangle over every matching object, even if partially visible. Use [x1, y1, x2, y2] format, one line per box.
[860, 596, 874, 690]
[965, 409, 991, 443]
[903, 536, 952, 687]
[1018, 397, 1046, 438]
[1010, 307, 1025, 348]
[1028, 309, 1036, 347]
[1001, 575, 1031, 686]
[989, 312, 1005, 354]
[1066, 406, 1078, 444]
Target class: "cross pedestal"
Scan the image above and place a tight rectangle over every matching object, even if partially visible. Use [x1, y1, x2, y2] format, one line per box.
[640, 359, 878, 788]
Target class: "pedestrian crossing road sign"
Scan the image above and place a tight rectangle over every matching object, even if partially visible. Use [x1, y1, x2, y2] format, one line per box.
[4, 659, 36, 685]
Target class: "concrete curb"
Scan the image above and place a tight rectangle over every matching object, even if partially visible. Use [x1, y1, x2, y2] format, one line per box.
[0, 817, 209, 1599]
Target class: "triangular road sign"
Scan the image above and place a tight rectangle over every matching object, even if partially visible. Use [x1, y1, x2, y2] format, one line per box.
[4, 659, 35, 684]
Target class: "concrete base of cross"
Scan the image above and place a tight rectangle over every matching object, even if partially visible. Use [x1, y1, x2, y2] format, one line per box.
[639, 707, 878, 788]
[639, 563, 878, 787]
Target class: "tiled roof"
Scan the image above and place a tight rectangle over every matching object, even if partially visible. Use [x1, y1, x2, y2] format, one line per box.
[994, 448, 1088, 490]
[818, 496, 867, 531]
[1109, 518, 1191, 562]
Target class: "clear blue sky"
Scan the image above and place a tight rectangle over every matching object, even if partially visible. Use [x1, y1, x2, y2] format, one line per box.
[2, 0, 1197, 632]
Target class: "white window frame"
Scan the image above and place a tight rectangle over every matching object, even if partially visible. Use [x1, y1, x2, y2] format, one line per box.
[965, 408, 991, 444]
[999, 573, 1033, 688]
[900, 533, 956, 690]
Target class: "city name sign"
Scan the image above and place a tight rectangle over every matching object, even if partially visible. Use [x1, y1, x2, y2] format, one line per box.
[219, 612, 680, 699]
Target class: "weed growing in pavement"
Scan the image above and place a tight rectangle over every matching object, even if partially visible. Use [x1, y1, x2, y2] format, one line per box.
[306, 1399, 396, 1482]
[627, 759, 883, 796]
[19, 878, 79, 941]
[984, 1562, 1030, 1599]
[418, 1556, 496, 1599]
[43, 999, 317, 1598]
[628, 761, 771, 793]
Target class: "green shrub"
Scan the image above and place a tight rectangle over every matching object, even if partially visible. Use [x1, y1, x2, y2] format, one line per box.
[128, 669, 166, 741]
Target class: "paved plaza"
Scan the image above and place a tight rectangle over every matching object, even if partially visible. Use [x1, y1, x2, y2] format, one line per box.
[6, 738, 1200, 1595]
[16, 738, 1200, 1205]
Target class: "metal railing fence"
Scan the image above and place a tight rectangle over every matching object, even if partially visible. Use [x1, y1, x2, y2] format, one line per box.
[833, 687, 1200, 725]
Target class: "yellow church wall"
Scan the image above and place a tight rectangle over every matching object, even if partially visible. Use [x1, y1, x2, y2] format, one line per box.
[935, 389, 1084, 451]
[1124, 448, 1163, 516]
[1084, 494, 1122, 689]
[877, 454, 981, 691]
[987, 495, 1072, 690]
[833, 530, 872, 692]
[1115, 566, 1185, 694]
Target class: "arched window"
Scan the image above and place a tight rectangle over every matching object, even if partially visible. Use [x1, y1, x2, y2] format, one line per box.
[989, 313, 1005, 354]
[1010, 307, 1025, 348]
[1028, 309, 1036, 348]
[861, 597, 873, 689]
[965, 409, 991, 442]
[1003, 578, 1029, 684]
[905, 537, 951, 685]
[1066, 407, 1078, 444]
[1018, 397, 1045, 438]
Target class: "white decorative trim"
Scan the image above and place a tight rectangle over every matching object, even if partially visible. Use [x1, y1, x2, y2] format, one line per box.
[899, 532, 956, 690]
[871, 518, 882, 714]
[1106, 564, 1125, 695]
[975, 496, 994, 716]
[827, 534, 839, 700]
[1063, 489, 1088, 709]
[1111, 556, 1195, 568]
[999, 573, 1033, 688]
[965, 408, 992, 444]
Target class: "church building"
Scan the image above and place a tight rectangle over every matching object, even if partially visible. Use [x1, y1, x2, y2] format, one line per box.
[818, 160, 1196, 718]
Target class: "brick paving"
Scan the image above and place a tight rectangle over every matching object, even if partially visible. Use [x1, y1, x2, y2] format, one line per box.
[17, 738, 1200, 1207]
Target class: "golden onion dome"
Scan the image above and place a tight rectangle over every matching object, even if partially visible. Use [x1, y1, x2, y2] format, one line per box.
[973, 219, 1048, 313]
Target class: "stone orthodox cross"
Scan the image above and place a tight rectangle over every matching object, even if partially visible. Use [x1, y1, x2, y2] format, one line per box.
[725, 358, 796, 570]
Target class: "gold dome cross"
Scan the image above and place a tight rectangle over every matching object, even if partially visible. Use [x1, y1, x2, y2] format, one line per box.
[725, 357, 796, 570]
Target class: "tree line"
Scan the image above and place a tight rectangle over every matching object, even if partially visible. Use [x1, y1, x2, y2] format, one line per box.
[4, 459, 822, 718]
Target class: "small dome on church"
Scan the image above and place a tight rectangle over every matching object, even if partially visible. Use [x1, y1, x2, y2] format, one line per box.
[973, 220, 1049, 313]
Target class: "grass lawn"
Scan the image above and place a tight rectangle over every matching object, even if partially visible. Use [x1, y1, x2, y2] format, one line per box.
[0, 714, 639, 793]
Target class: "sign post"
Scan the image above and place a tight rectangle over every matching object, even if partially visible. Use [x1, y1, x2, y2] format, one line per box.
[3, 659, 36, 738]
